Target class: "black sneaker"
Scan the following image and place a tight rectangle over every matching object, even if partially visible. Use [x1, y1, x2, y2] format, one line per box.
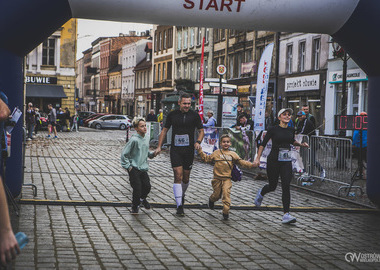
[141, 199, 151, 210]
[131, 205, 139, 214]
[208, 199, 214, 210]
[176, 205, 184, 216]
[223, 213, 229, 220]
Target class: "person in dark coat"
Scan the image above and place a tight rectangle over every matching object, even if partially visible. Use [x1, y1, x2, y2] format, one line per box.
[146, 109, 157, 122]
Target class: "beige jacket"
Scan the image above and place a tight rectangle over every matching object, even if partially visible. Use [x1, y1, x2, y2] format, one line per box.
[198, 149, 253, 180]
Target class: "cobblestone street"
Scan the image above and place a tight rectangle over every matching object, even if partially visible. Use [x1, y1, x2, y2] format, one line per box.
[8, 128, 380, 269]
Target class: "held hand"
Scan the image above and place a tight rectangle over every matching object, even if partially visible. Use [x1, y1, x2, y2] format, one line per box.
[253, 160, 260, 168]
[0, 230, 20, 266]
[301, 142, 309, 148]
[154, 147, 161, 156]
[194, 142, 201, 150]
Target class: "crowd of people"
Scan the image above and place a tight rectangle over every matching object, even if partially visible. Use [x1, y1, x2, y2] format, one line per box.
[25, 104, 80, 140]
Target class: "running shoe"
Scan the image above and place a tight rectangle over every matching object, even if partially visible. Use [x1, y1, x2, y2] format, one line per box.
[223, 213, 229, 220]
[254, 189, 263, 207]
[176, 205, 184, 216]
[141, 199, 151, 210]
[208, 199, 214, 210]
[282, 213, 296, 224]
[131, 205, 139, 214]
[46, 135, 51, 138]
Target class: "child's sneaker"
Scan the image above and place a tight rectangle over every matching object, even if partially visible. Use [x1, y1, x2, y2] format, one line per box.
[131, 205, 139, 214]
[254, 189, 263, 207]
[223, 213, 229, 220]
[176, 205, 184, 216]
[46, 135, 51, 138]
[208, 199, 214, 210]
[54, 136, 58, 139]
[282, 213, 296, 224]
[141, 199, 151, 210]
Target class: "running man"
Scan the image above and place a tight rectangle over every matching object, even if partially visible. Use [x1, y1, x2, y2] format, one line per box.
[155, 92, 204, 216]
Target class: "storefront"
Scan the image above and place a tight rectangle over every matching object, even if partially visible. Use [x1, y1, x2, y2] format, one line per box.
[26, 76, 67, 114]
[324, 68, 368, 135]
[280, 74, 324, 130]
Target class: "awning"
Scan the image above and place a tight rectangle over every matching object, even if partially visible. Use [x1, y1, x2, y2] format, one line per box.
[26, 84, 67, 98]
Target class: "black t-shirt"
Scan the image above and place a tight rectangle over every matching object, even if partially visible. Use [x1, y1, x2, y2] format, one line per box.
[261, 125, 295, 159]
[164, 109, 203, 151]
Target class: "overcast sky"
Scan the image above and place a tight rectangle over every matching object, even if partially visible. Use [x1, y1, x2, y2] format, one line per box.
[77, 19, 152, 60]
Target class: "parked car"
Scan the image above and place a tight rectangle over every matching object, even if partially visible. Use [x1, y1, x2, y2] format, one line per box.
[90, 115, 131, 130]
[77, 111, 95, 126]
[83, 113, 108, 127]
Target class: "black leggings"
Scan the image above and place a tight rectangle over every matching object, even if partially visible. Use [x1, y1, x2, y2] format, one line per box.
[262, 159, 292, 213]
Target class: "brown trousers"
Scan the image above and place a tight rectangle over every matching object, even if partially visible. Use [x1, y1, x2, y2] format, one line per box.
[210, 178, 232, 214]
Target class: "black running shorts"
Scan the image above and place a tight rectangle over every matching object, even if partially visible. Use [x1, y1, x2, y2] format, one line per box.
[170, 149, 194, 170]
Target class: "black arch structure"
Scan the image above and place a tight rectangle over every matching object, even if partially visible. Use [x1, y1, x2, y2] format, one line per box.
[0, 0, 379, 207]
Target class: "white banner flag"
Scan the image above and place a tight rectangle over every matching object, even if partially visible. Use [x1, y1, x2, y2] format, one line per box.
[254, 43, 274, 131]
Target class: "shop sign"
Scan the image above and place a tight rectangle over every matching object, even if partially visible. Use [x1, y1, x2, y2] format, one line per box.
[328, 68, 367, 83]
[25, 76, 57, 84]
[285, 75, 320, 92]
[238, 85, 251, 93]
[241, 61, 256, 75]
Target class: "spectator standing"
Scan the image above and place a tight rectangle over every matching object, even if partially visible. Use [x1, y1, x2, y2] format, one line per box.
[203, 111, 217, 127]
[352, 112, 367, 178]
[302, 105, 316, 128]
[25, 102, 35, 140]
[47, 104, 58, 138]
[146, 109, 157, 122]
[236, 114, 254, 131]
[295, 111, 315, 136]
[235, 104, 249, 127]
[65, 107, 71, 131]
[56, 108, 64, 132]
[34, 108, 41, 135]
[71, 114, 79, 132]
[157, 109, 163, 124]
[264, 111, 274, 130]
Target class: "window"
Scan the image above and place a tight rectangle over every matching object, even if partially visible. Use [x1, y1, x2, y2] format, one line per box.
[215, 29, 220, 42]
[42, 38, 55, 65]
[159, 32, 162, 51]
[177, 30, 182, 50]
[197, 28, 202, 45]
[205, 28, 209, 44]
[167, 62, 172, 80]
[313, 38, 320, 70]
[286, 44, 293, 74]
[164, 31, 167, 49]
[157, 64, 161, 81]
[168, 28, 173, 48]
[162, 63, 166, 80]
[256, 46, 264, 61]
[204, 58, 208, 78]
[299, 41, 306, 72]
[220, 29, 225, 40]
[196, 60, 200, 81]
[176, 61, 181, 78]
[229, 56, 234, 79]
[190, 61, 194, 80]
[190, 28, 195, 47]
[154, 33, 158, 52]
[183, 29, 188, 49]
[184, 61, 188, 77]
[153, 64, 156, 81]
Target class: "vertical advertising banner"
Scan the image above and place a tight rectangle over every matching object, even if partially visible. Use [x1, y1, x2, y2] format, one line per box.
[198, 37, 205, 122]
[254, 43, 274, 131]
[222, 96, 239, 128]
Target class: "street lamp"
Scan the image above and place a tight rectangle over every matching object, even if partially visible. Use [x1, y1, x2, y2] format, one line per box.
[331, 40, 351, 136]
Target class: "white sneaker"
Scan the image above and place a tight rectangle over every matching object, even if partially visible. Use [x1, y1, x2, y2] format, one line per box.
[282, 213, 297, 224]
[26, 138, 32, 141]
[320, 169, 326, 178]
[254, 189, 263, 207]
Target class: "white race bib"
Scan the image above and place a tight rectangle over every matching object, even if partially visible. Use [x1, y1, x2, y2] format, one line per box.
[278, 148, 291, 161]
[174, 134, 190, 147]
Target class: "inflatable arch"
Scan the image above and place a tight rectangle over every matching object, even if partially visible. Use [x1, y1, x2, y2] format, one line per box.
[0, 0, 379, 206]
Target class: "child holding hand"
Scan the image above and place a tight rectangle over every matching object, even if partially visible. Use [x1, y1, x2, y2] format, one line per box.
[121, 118, 156, 214]
[198, 134, 256, 220]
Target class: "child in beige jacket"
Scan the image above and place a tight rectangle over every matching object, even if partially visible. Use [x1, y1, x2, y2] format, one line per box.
[198, 134, 256, 220]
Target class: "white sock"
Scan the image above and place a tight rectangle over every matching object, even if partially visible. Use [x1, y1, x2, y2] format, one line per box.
[173, 184, 183, 207]
[181, 181, 189, 195]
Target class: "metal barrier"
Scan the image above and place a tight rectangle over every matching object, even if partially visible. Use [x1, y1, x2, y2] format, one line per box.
[296, 135, 363, 197]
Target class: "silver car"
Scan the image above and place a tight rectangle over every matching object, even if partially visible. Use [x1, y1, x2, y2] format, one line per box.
[90, 115, 131, 130]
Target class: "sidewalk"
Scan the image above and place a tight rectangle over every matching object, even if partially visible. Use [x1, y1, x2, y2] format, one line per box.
[9, 129, 380, 269]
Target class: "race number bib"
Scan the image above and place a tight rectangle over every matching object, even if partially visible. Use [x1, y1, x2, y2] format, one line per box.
[174, 134, 190, 147]
[278, 148, 291, 161]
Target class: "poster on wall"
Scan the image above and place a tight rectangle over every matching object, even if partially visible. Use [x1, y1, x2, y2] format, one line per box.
[201, 128, 219, 155]
[222, 96, 238, 128]
[204, 95, 219, 124]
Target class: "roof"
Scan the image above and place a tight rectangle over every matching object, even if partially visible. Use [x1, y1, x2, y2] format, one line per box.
[108, 64, 122, 73]
[134, 57, 151, 71]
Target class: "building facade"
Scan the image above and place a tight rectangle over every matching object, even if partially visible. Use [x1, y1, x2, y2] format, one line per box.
[26, 19, 77, 114]
[278, 32, 330, 132]
[134, 41, 153, 117]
